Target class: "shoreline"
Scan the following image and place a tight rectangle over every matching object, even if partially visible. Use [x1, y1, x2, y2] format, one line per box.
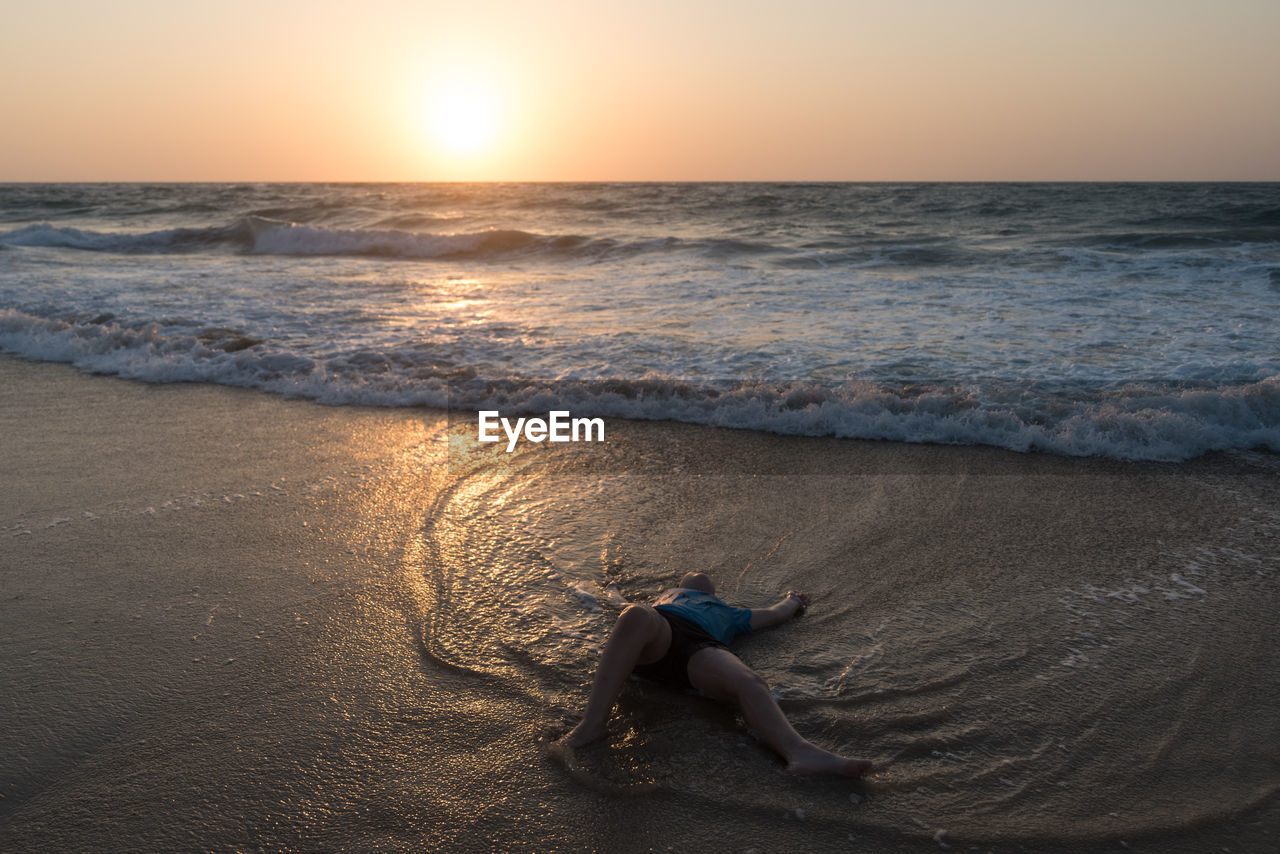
[2, 355, 1277, 852]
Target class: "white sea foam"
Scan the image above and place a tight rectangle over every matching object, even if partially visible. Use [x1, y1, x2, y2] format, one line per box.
[3, 307, 1279, 461]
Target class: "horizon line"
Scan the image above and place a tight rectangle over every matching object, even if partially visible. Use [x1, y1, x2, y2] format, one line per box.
[2, 178, 1278, 185]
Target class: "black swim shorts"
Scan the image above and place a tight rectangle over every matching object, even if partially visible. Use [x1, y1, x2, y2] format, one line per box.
[632, 610, 728, 690]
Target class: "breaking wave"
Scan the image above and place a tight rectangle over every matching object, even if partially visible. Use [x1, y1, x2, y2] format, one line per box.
[3, 307, 1278, 463]
[0, 218, 758, 263]
[0, 218, 597, 260]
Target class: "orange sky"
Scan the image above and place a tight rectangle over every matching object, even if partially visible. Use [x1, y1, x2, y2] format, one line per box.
[2, 0, 1278, 181]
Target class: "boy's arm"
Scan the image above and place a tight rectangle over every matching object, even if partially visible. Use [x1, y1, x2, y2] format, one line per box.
[749, 591, 810, 631]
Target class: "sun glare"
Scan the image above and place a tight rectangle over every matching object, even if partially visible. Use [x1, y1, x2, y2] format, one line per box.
[427, 78, 501, 156]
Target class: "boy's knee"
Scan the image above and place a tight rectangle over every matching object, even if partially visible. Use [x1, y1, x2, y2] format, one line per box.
[618, 603, 659, 629]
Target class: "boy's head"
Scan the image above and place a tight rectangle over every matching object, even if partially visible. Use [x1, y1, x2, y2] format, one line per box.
[679, 571, 716, 595]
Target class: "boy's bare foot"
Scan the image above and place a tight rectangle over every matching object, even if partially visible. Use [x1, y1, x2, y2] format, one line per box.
[785, 744, 872, 778]
[547, 724, 661, 796]
[555, 720, 607, 750]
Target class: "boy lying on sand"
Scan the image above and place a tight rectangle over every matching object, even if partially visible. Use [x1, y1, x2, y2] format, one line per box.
[554, 572, 872, 778]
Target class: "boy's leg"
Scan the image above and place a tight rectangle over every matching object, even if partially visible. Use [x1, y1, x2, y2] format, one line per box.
[560, 604, 672, 747]
[686, 647, 872, 777]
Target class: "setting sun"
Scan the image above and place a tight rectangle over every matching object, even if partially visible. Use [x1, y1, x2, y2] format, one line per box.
[426, 78, 502, 157]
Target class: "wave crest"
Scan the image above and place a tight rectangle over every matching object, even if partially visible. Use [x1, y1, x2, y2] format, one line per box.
[0, 219, 811, 264]
[3, 308, 1277, 463]
[0, 218, 682, 262]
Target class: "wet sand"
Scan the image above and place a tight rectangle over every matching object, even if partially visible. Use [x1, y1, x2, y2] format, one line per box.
[2, 355, 1277, 853]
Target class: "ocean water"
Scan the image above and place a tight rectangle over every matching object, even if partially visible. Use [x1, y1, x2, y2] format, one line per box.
[1, 181, 1278, 460]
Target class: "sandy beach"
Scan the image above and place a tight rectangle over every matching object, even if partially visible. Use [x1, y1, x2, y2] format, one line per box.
[2, 355, 1278, 853]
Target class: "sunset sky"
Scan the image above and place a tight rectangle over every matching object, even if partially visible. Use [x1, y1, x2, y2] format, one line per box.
[3, 0, 1278, 181]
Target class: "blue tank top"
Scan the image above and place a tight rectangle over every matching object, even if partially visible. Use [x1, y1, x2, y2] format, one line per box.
[654, 590, 753, 645]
